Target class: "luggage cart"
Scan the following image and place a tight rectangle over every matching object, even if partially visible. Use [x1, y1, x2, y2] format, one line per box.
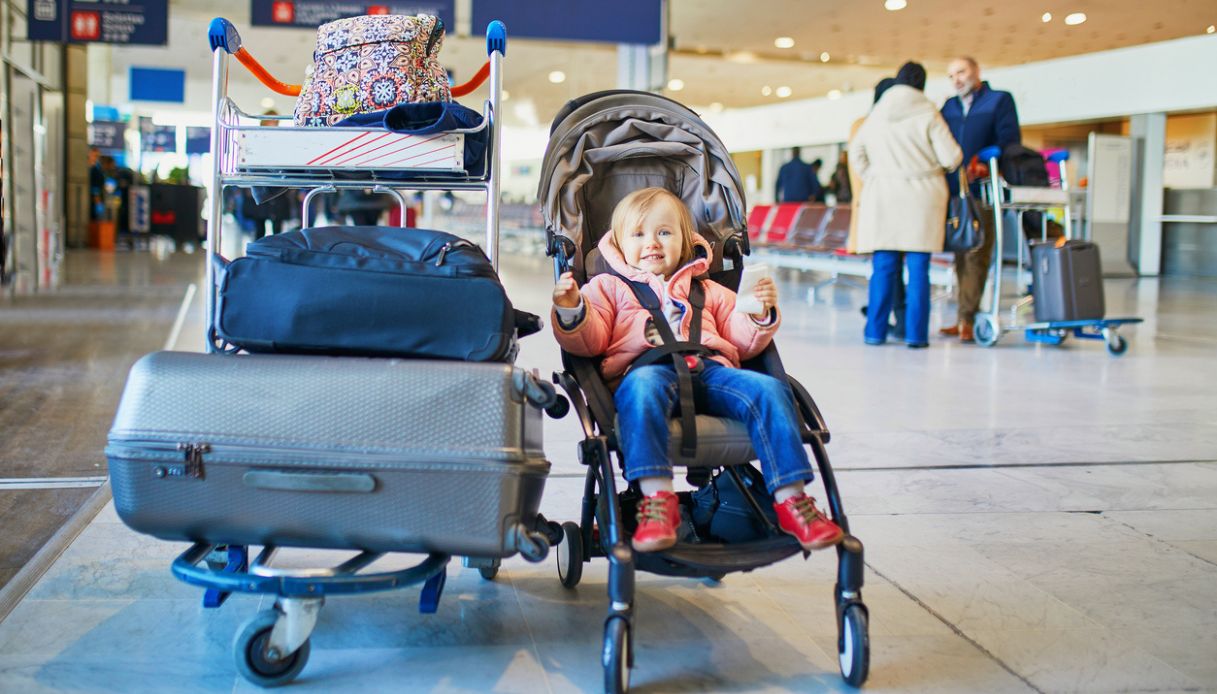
[172, 17, 566, 688]
[971, 145, 1142, 355]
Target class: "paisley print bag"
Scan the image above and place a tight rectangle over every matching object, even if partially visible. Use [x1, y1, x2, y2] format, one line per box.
[294, 14, 451, 127]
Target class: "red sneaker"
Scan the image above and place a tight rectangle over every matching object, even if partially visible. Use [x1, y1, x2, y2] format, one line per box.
[631, 491, 680, 553]
[774, 495, 845, 551]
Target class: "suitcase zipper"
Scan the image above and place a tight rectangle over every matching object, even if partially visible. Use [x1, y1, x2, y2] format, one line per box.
[435, 239, 477, 267]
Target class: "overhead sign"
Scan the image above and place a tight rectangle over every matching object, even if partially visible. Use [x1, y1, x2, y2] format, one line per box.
[88, 120, 126, 151]
[186, 127, 212, 155]
[250, 1, 455, 29]
[27, 0, 169, 45]
[472, 0, 662, 45]
[139, 117, 176, 153]
[129, 67, 185, 103]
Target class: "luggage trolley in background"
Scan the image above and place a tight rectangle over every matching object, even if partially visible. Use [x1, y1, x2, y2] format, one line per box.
[971, 145, 1142, 355]
[162, 17, 567, 688]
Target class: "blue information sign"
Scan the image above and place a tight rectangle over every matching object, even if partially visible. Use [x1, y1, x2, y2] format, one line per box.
[250, 1, 454, 29]
[139, 117, 177, 153]
[186, 127, 212, 155]
[27, 0, 168, 45]
[88, 120, 126, 151]
[472, 0, 661, 45]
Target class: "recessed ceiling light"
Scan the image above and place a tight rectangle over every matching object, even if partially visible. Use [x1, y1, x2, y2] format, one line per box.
[774, 36, 795, 49]
[761, 85, 773, 96]
[776, 86, 792, 98]
[667, 78, 685, 91]
[260, 97, 275, 109]
[827, 89, 843, 100]
[884, 0, 907, 10]
[727, 51, 758, 64]
[1208, 25, 1216, 34]
[1041, 12, 1052, 22]
[820, 51, 831, 62]
[1064, 12, 1087, 26]
[548, 70, 566, 84]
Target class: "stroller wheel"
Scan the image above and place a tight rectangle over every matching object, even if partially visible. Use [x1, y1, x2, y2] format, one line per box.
[838, 603, 870, 688]
[603, 616, 631, 693]
[557, 522, 583, 589]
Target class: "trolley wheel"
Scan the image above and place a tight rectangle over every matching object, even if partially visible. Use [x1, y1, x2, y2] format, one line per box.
[234, 609, 310, 688]
[478, 560, 500, 581]
[603, 616, 632, 694]
[838, 604, 870, 688]
[974, 314, 998, 347]
[557, 522, 583, 589]
[1105, 333, 1127, 356]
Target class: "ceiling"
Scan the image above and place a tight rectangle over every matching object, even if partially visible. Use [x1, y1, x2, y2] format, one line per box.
[109, 0, 1216, 128]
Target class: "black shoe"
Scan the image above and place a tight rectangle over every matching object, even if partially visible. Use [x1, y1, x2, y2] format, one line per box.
[906, 342, 928, 349]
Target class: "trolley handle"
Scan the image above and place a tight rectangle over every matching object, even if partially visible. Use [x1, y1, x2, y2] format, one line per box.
[208, 17, 503, 100]
[978, 145, 1002, 166]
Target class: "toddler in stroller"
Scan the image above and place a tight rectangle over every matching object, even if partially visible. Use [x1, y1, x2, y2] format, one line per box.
[552, 187, 844, 553]
[540, 89, 868, 691]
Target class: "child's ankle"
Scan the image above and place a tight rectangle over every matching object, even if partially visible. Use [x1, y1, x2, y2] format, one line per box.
[773, 482, 805, 504]
[639, 476, 675, 497]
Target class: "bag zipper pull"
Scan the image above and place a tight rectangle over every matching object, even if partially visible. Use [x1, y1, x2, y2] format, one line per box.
[436, 242, 452, 266]
[176, 442, 210, 480]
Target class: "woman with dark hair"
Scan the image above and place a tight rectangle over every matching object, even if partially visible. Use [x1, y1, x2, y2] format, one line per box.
[848, 62, 961, 348]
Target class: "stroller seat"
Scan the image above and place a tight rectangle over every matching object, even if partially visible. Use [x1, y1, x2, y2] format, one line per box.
[663, 416, 754, 467]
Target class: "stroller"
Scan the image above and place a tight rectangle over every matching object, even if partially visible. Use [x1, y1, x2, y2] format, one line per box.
[538, 91, 870, 691]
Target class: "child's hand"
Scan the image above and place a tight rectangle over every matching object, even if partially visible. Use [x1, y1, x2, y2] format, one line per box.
[553, 272, 581, 308]
[751, 277, 778, 317]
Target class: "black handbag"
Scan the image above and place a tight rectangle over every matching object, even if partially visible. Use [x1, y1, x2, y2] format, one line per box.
[944, 168, 984, 253]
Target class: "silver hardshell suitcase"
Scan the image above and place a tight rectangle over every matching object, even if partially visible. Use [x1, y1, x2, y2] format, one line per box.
[106, 351, 550, 558]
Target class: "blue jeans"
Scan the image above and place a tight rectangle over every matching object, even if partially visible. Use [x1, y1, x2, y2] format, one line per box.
[613, 361, 816, 493]
[866, 250, 930, 345]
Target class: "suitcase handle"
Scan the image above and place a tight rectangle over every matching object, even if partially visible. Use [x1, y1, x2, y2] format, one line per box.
[243, 470, 376, 493]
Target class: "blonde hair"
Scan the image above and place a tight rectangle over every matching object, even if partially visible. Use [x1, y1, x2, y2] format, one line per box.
[609, 188, 697, 269]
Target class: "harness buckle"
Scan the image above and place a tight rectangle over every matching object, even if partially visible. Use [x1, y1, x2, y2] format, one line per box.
[683, 355, 703, 373]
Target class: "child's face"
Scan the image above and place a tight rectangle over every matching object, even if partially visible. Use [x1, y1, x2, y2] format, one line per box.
[619, 199, 685, 278]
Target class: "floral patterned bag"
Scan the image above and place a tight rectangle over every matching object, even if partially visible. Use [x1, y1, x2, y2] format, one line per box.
[293, 14, 451, 127]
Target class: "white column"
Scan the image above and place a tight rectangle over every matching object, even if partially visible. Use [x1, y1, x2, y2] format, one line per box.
[1129, 112, 1166, 276]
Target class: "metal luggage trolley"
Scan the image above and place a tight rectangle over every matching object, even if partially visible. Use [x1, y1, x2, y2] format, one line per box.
[172, 17, 542, 688]
[971, 145, 1142, 355]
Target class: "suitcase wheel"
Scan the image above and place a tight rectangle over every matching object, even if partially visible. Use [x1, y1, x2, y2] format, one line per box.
[1104, 332, 1127, 356]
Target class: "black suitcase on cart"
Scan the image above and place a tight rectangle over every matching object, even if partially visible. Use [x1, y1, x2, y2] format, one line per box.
[1030, 239, 1105, 322]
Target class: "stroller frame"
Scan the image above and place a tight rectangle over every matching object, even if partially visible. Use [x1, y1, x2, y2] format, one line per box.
[549, 251, 869, 692]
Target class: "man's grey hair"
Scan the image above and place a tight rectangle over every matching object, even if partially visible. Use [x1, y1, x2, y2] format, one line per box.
[952, 56, 979, 69]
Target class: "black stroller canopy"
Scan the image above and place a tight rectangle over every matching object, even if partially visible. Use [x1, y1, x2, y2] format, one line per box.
[538, 90, 749, 281]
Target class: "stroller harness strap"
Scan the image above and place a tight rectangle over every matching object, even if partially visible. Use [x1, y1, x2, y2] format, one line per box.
[608, 270, 711, 462]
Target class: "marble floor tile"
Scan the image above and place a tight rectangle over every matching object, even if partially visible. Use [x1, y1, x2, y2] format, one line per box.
[971, 539, 1217, 632]
[1122, 626, 1217, 686]
[0, 596, 257, 692]
[848, 510, 1148, 548]
[1170, 540, 1217, 565]
[860, 544, 1102, 633]
[231, 645, 549, 694]
[1103, 509, 1217, 542]
[963, 627, 1201, 693]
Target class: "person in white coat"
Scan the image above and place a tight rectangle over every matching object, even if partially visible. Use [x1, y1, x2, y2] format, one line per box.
[849, 62, 962, 348]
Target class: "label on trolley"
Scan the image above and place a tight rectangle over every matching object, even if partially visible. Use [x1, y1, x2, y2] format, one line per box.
[236, 128, 465, 173]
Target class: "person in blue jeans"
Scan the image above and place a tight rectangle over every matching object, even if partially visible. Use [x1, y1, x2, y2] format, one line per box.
[552, 187, 844, 553]
[848, 62, 962, 347]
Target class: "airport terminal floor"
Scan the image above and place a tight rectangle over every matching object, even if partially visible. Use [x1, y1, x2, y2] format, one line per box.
[1, 246, 1215, 692]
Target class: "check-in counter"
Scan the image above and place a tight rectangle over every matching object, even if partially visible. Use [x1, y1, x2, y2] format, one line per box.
[1162, 188, 1217, 278]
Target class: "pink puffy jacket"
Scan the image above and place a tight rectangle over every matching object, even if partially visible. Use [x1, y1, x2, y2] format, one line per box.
[552, 232, 780, 381]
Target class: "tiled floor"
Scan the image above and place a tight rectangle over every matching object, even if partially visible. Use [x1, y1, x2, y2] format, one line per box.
[0, 249, 1214, 693]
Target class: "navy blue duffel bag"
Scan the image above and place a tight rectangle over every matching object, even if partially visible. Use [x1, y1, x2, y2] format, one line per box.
[214, 226, 523, 361]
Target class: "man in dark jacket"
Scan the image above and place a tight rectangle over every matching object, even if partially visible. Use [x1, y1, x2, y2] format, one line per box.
[775, 147, 821, 203]
[939, 56, 1021, 342]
